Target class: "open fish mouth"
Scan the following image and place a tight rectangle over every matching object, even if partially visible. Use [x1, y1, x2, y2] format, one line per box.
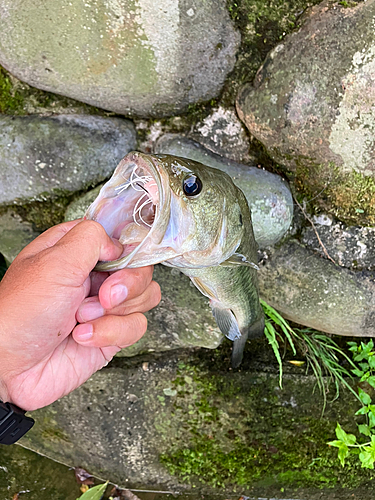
[85, 152, 171, 271]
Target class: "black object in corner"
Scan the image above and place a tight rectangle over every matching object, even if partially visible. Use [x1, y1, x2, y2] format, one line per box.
[0, 402, 34, 445]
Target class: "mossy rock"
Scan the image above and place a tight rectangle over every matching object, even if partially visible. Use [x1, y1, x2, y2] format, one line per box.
[20, 350, 375, 496]
[236, 0, 375, 225]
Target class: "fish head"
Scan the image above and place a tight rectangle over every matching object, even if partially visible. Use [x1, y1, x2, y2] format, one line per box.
[85, 152, 248, 271]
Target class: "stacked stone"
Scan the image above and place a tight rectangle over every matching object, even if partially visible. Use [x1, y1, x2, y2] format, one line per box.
[1, 0, 375, 493]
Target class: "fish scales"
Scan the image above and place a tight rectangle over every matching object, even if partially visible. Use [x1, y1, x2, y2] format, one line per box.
[85, 152, 264, 366]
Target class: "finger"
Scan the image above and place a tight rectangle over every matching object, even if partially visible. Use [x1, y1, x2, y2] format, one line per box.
[106, 281, 161, 315]
[72, 312, 147, 348]
[98, 266, 154, 310]
[43, 220, 123, 284]
[17, 220, 81, 259]
[76, 280, 161, 322]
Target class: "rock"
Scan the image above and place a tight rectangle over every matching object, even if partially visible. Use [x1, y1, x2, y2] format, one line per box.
[302, 219, 375, 271]
[0, 0, 240, 118]
[236, 1, 375, 224]
[237, 0, 375, 175]
[21, 351, 371, 495]
[192, 106, 250, 162]
[155, 134, 293, 247]
[259, 239, 375, 337]
[0, 211, 40, 263]
[0, 115, 136, 206]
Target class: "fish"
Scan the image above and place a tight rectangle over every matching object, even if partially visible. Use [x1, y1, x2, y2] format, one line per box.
[85, 152, 264, 367]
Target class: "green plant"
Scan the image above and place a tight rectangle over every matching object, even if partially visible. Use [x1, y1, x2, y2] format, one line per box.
[261, 300, 358, 411]
[328, 340, 375, 469]
[77, 482, 108, 500]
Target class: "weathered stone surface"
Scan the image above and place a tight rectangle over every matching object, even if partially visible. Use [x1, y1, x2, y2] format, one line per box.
[20, 352, 373, 496]
[0, 115, 136, 206]
[0, 211, 40, 263]
[192, 106, 250, 162]
[259, 239, 375, 337]
[0, 0, 240, 118]
[155, 134, 293, 247]
[302, 217, 375, 271]
[237, 0, 375, 176]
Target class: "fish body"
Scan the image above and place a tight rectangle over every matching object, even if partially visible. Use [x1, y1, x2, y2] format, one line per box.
[85, 152, 264, 366]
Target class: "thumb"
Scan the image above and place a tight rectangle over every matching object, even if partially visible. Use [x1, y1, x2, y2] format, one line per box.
[46, 220, 123, 284]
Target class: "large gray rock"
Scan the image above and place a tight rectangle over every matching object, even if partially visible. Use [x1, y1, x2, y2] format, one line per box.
[302, 216, 375, 271]
[20, 352, 372, 496]
[0, 115, 136, 205]
[259, 239, 375, 337]
[0, 0, 240, 118]
[237, 0, 375, 177]
[155, 134, 294, 247]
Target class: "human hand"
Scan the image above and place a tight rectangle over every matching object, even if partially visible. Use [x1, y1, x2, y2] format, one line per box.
[0, 220, 161, 411]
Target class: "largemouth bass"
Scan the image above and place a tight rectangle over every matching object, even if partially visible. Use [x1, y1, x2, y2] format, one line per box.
[85, 152, 264, 367]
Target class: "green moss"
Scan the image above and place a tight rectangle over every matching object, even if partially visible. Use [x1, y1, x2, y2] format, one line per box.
[12, 190, 84, 231]
[0, 67, 25, 113]
[0, 65, 107, 115]
[222, 0, 323, 106]
[293, 160, 375, 225]
[158, 364, 375, 490]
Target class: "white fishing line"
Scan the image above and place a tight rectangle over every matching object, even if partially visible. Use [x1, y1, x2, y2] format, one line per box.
[115, 164, 156, 227]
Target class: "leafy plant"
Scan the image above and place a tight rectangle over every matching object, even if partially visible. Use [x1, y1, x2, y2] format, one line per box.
[261, 300, 358, 411]
[328, 340, 375, 469]
[77, 482, 108, 500]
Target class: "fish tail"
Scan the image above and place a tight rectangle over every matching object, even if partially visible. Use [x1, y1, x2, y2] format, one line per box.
[231, 313, 265, 369]
[231, 332, 249, 368]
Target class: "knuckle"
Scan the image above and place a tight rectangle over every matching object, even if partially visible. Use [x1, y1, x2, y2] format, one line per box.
[80, 219, 105, 240]
[150, 281, 161, 306]
[135, 313, 147, 334]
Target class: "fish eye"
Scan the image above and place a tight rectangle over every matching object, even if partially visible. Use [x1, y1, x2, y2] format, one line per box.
[183, 174, 202, 196]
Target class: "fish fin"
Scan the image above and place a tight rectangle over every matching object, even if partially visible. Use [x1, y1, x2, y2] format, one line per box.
[210, 303, 241, 341]
[232, 314, 265, 368]
[231, 333, 248, 368]
[220, 253, 259, 270]
[190, 277, 217, 300]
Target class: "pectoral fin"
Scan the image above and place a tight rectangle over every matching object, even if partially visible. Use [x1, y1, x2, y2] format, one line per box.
[220, 253, 259, 270]
[210, 303, 241, 341]
[190, 277, 217, 300]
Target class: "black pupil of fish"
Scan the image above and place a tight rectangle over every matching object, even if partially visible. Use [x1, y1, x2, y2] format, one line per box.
[183, 175, 202, 196]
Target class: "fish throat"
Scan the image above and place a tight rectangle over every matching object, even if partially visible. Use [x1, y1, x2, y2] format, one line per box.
[85, 156, 163, 265]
